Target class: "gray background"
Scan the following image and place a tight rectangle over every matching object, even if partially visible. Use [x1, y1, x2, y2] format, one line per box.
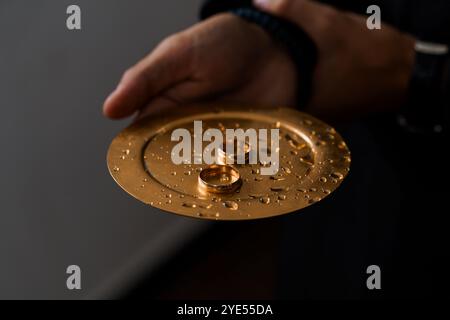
[0, 0, 206, 299]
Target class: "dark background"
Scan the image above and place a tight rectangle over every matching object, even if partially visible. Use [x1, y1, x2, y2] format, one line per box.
[1, 0, 448, 299]
[0, 0, 205, 299]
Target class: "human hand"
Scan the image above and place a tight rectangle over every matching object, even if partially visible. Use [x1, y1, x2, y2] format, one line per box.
[254, 0, 416, 119]
[103, 13, 297, 119]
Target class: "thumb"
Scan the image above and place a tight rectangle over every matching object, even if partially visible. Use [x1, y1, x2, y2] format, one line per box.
[103, 34, 194, 119]
[253, 0, 338, 43]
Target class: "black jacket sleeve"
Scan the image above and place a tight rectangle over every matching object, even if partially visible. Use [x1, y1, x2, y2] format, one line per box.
[202, 0, 450, 44]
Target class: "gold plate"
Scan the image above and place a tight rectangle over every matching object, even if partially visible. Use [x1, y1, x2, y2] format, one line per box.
[107, 105, 351, 220]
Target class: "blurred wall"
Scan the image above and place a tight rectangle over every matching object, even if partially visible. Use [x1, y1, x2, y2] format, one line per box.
[0, 0, 205, 299]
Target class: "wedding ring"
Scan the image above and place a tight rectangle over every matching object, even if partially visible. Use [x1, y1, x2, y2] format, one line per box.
[198, 165, 242, 194]
[217, 140, 251, 165]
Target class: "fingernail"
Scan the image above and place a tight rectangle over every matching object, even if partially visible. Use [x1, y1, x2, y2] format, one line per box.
[253, 0, 276, 9]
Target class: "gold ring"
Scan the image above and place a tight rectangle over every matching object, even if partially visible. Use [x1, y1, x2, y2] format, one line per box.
[217, 140, 251, 165]
[198, 165, 242, 194]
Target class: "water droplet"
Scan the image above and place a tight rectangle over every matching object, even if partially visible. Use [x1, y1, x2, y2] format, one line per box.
[308, 197, 322, 204]
[252, 168, 260, 175]
[113, 166, 120, 172]
[249, 194, 263, 199]
[271, 186, 289, 192]
[166, 194, 172, 198]
[282, 167, 292, 174]
[140, 184, 145, 188]
[182, 202, 197, 208]
[278, 194, 287, 201]
[297, 188, 307, 193]
[166, 200, 172, 204]
[184, 171, 192, 176]
[260, 196, 271, 204]
[215, 212, 221, 218]
[275, 121, 281, 128]
[199, 204, 213, 210]
[338, 141, 347, 150]
[120, 155, 126, 160]
[122, 149, 130, 155]
[330, 172, 344, 180]
[223, 201, 239, 211]
[309, 187, 317, 192]
[254, 177, 263, 182]
[320, 177, 327, 183]
[171, 171, 177, 176]
[300, 156, 314, 166]
[179, 195, 185, 198]
[286, 134, 306, 150]
[323, 189, 331, 195]
[270, 175, 286, 181]
[290, 150, 298, 156]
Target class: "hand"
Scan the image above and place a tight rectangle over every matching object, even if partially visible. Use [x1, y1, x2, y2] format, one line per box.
[254, 0, 416, 119]
[103, 13, 297, 119]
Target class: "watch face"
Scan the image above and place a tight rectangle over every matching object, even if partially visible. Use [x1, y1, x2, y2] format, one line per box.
[401, 43, 449, 134]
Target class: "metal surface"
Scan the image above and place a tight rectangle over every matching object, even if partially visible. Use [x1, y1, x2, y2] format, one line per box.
[107, 105, 351, 220]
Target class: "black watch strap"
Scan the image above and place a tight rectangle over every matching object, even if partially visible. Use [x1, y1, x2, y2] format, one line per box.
[200, 1, 318, 108]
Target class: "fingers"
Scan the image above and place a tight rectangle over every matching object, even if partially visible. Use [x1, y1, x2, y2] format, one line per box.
[253, 0, 339, 43]
[136, 81, 214, 120]
[103, 33, 194, 119]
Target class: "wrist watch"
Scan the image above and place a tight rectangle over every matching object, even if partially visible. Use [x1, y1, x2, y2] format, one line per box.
[398, 40, 450, 134]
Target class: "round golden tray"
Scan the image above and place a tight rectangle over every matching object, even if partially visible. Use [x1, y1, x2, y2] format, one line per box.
[107, 105, 351, 220]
